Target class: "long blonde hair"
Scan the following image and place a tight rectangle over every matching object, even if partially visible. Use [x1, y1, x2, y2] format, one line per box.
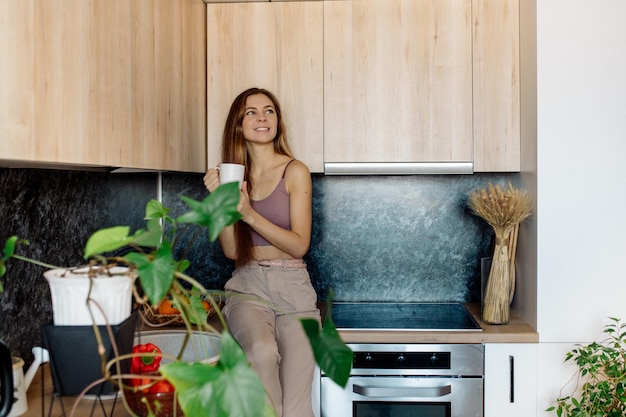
[221, 88, 294, 265]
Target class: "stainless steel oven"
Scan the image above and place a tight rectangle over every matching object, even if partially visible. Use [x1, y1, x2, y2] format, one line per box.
[320, 343, 483, 417]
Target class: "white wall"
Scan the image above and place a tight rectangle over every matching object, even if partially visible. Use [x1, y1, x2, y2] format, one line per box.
[535, 0, 626, 414]
[537, 0, 626, 342]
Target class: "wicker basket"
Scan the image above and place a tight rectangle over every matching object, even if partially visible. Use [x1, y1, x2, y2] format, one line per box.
[142, 293, 222, 326]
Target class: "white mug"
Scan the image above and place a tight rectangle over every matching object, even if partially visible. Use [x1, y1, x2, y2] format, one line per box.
[218, 163, 245, 189]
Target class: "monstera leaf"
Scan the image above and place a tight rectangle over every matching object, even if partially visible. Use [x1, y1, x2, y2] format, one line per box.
[178, 182, 242, 242]
[301, 291, 353, 387]
[160, 331, 275, 417]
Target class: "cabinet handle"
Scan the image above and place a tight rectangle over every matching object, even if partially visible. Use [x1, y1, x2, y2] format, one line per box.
[509, 355, 515, 403]
[353, 384, 452, 398]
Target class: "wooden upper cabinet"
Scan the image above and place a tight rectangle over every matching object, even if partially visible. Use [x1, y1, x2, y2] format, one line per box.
[128, 0, 207, 172]
[473, 0, 521, 172]
[206, 2, 324, 172]
[1, 1, 34, 163]
[324, 0, 473, 165]
[0, 0, 206, 172]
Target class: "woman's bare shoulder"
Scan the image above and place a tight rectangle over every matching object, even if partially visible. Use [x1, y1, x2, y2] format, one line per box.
[286, 159, 310, 174]
[284, 159, 311, 190]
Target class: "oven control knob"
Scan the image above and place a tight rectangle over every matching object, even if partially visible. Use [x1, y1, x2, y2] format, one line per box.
[396, 354, 406, 365]
[364, 354, 373, 363]
[430, 354, 440, 365]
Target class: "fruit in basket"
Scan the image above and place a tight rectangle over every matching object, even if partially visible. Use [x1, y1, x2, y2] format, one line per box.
[157, 298, 181, 315]
[157, 293, 215, 315]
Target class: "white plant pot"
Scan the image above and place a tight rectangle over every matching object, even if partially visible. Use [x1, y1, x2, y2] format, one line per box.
[44, 266, 134, 326]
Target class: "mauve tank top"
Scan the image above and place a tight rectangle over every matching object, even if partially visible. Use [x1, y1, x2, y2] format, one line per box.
[249, 160, 294, 246]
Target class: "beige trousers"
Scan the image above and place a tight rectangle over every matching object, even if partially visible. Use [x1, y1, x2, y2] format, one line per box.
[223, 260, 320, 417]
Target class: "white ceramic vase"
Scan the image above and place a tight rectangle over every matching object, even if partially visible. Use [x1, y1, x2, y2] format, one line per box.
[44, 266, 134, 325]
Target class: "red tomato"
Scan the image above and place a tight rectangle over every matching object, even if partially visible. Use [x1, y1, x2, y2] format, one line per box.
[149, 379, 175, 394]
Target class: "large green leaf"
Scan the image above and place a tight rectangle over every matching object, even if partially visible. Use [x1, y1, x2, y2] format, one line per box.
[186, 289, 209, 326]
[1, 236, 20, 280]
[1, 236, 19, 262]
[125, 242, 175, 304]
[160, 331, 272, 417]
[301, 295, 353, 388]
[144, 199, 171, 221]
[218, 329, 248, 369]
[83, 226, 133, 259]
[130, 218, 162, 248]
[177, 183, 242, 242]
[83, 211, 161, 259]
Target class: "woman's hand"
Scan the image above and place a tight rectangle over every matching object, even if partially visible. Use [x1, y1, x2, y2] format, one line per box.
[205, 167, 240, 260]
[237, 181, 255, 223]
[203, 168, 220, 193]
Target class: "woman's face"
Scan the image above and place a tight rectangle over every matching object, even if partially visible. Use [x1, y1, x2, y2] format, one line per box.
[241, 94, 278, 144]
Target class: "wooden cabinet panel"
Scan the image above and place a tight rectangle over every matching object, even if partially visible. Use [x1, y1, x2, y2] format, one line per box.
[0, 0, 35, 161]
[128, 0, 206, 172]
[206, 2, 324, 172]
[33, 1, 132, 166]
[3, 0, 520, 173]
[1, 0, 206, 172]
[323, 0, 473, 164]
[473, 0, 521, 172]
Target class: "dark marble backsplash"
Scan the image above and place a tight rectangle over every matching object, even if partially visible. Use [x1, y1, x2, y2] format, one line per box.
[164, 173, 501, 303]
[309, 175, 496, 302]
[0, 168, 502, 361]
[0, 168, 157, 363]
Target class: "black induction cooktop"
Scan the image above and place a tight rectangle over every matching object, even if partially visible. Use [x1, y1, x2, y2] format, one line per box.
[330, 302, 482, 332]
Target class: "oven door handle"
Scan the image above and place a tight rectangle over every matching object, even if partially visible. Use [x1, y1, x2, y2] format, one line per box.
[353, 383, 452, 398]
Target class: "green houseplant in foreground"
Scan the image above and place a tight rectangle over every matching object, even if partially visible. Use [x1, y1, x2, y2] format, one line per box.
[547, 317, 626, 417]
[0, 182, 352, 417]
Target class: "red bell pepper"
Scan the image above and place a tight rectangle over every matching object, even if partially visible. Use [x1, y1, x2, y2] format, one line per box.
[129, 343, 175, 393]
[131, 343, 162, 374]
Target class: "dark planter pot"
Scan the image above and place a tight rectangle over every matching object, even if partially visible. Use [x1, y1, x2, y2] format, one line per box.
[42, 312, 138, 396]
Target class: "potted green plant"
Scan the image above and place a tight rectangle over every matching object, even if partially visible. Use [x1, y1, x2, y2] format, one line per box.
[0, 182, 352, 417]
[547, 317, 626, 417]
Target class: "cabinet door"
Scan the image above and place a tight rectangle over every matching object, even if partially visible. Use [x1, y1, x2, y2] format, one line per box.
[206, 2, 324, 172]
[0, 0, 206, 172]
[472, 0, 521, 172]
[484, 343, 537, 417]
[1, 0, 34, 163]
[324, 0, 472, 164]
[127, 0, 207, 172]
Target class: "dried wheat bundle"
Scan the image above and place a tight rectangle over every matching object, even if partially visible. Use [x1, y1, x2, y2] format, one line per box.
[483, 244, 511, 323]
[468, 183, 533, 324]
[468, 183, 532, 239]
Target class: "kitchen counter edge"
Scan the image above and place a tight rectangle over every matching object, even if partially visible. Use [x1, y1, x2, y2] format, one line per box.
[335, 303, 538, 344]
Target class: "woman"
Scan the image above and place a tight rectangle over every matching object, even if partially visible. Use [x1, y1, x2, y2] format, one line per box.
[203, 88, 320, 417]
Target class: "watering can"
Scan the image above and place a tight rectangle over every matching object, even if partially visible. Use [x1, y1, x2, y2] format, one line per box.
[3, 346, 49, 417]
